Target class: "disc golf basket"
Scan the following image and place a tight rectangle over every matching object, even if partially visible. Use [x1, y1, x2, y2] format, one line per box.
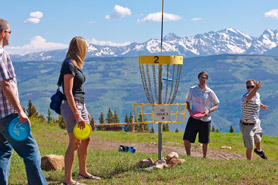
[134, 56, 186, 160]
[134, 0, 187, 160]
[134, 55, 186, 123]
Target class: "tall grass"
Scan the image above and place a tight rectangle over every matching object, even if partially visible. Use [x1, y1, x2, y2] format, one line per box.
[7, 118, 278, 184]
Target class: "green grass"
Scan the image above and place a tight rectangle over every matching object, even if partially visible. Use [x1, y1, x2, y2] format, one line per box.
[7, 118, 278, 184]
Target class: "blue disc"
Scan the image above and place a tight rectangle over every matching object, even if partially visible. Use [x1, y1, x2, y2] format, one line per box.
[8, 117, 30, 141]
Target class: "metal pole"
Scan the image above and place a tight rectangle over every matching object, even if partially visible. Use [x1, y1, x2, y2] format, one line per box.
[158, 66, 163, 160]
[158, 0, 164, 161]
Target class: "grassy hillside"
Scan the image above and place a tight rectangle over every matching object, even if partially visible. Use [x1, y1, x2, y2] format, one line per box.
[8, 118, 278, 184]
[12, 55, 278, 136]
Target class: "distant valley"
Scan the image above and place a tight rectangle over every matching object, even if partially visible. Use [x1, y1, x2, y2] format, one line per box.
[12, 55, 278, 136]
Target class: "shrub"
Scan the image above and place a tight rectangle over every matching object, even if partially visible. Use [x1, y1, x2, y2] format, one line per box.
[57, 115, 65, 129]
[229, 125, 234, 133]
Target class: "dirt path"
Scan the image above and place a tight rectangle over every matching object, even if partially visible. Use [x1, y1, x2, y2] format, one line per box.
[89, 136, 245, 160]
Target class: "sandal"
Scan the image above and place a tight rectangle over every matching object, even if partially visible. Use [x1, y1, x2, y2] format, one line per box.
[62, 181, 86, 185]
[78, 173, 102, 180]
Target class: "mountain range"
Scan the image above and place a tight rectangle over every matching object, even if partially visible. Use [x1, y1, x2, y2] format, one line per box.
[10, 28, 278, 61]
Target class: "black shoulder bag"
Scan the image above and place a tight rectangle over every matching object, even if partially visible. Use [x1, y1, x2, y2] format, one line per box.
[50, 72, 63, 115]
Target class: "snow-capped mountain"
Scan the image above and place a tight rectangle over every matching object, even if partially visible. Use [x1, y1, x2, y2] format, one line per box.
[10, 28, 278, 61]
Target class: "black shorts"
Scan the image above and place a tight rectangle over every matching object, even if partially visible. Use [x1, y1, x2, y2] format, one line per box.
[183, 117, 211, 144]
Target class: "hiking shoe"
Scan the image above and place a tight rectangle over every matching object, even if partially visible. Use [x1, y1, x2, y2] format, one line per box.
[254, 148, 268, 160]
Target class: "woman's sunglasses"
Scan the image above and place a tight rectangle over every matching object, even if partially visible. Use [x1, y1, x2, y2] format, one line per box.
[246, 85, 255, 89]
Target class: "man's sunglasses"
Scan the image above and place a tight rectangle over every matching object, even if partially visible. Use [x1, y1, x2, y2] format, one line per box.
[4, 30, 11, 34]
[247, 85, 255, 89]
[199, 76, 208, 80]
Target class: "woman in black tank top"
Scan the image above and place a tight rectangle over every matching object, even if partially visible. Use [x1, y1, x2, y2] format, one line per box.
[60, 37, 101, 185]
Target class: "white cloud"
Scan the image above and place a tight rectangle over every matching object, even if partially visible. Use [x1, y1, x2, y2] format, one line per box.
[191, 17, 203, 21]
[137, 12, 182, 23]
[24, 11, 43, 24]
[105, 5, 131, 20]
[89, 38, 131, 47]
[6, 36, 67, 55]
[30, 11, 43, 19]
[24, 18, 41, 24]
[265, 9, 278, 19]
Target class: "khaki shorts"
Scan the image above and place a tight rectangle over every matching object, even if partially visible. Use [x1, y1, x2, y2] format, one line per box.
[60, 100, 90, 133]
[239, 120, 262, 149]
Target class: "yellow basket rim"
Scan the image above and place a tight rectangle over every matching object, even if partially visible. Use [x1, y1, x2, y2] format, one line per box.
[139, 55, 183, 65]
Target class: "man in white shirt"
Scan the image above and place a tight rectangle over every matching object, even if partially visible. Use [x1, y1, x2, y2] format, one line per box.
[240, 79, 268, 160]
[183, 72, 219, 158]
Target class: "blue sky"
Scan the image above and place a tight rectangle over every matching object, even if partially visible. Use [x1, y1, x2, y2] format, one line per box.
[2, 0, 278, 54]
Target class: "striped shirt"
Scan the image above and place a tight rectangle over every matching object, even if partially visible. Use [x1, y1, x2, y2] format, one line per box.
[241, 92, 260, 124]
[0, 47, 19, 119]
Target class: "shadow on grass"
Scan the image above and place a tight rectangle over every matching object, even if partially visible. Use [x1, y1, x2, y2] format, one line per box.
[44, 174, 65, 185]
[102, 161, 138, 179]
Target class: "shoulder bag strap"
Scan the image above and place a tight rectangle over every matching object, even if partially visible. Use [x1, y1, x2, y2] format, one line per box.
[57, 72, 62, 87]
[57, 60, 72, 87]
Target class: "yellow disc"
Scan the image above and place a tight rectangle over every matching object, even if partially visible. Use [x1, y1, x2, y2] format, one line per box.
[139, 55, 183, 65]
[73, 122, 92, 140]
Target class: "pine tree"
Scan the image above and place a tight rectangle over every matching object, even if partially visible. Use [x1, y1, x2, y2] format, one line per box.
[125, 113, 130, 123]
[106, 108, 114, 123]
[47, 108, 52, 123]
[162, 123, 169, 132]
[229, 125, 234, 133]
[129, 112, 133, 123]
[123, 113, 131, 132]
[211, 125, 215, 132]
[57, 115, 65, 129]
[137, 114, 148, 132]
[38, 114, 46, 122]
[175, 128, 179, 132]
[27, 100, 32, 117]
[135, 124, 141, 132]
[113, 110, 122, 131]
[166, 124, 169, 131]
[144, 124, 149, 132]
[150, 127, 155, 133]
[99, 112, 105, 124]
[138, 113, 148, 124]
[98, 112, 105, 131]
[113, 111, 120, 123]
[27, 99, 39, 118]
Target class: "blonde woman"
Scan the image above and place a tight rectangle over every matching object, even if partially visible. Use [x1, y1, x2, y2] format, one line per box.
[60, 37, 101, 185]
